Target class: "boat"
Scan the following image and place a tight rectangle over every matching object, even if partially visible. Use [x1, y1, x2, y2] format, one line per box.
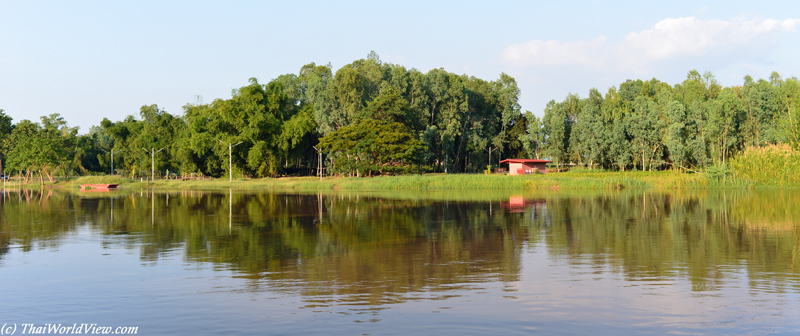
[79, 184, 119, 191]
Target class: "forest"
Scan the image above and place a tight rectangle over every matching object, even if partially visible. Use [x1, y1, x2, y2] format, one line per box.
[0, 52, 799, 180]
[534, 70, 800, 171]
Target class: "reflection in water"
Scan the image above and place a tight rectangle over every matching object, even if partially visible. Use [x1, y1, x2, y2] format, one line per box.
[0, 190, 526, 304]
[0, 188, 799, 333]
[500, 195, 546, 213]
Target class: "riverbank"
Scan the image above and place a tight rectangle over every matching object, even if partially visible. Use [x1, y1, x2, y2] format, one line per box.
[3, 170, 729, 191]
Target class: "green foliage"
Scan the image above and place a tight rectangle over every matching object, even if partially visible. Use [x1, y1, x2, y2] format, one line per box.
[540, 71, 800, 173]
[704, 163, 731, 186]
[0, 109, 13, 140]
[100, 105, 185, 178]
[318, 119, 426, 176]
[505, 114, 528, 159]
[172, 78, 290, 178]
[4, 119, 68, 183]
[519, 111, 545, 159]
[729, 145, 800, 187]
[359, 84, 415, 128]
[0, 109, 14, 175]
[5, 55, 800, 183]
[543, 100, 569, 168]
[300, 53, 522, 174]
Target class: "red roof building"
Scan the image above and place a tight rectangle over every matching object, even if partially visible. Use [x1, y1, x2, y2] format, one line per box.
[499, 159, 552, 175]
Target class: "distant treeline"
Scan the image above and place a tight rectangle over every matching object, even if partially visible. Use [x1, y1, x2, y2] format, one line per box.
[532, 71, 800, 171]
[0, 53, 798, 180]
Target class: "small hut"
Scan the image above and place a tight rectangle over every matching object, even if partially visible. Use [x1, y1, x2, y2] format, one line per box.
[499, 159, 552, 175]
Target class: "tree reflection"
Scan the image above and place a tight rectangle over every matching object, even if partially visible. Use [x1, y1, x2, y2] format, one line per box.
[0, 188, 798, 303]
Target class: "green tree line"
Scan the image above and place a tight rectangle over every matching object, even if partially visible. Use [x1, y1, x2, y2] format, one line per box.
[1, 52, 523, 179]
[1, 54, 798, 179]
[526, 71, 800, 171]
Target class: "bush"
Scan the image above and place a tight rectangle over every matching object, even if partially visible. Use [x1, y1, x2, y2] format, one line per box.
[729, 144, 800, 187]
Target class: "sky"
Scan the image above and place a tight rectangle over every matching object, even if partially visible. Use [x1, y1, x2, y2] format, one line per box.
[2, 0, 800, 133]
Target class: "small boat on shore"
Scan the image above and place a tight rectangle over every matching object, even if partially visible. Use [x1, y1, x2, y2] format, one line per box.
[79, 184, 119, 191]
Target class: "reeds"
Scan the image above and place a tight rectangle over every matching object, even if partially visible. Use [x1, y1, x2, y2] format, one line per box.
[729, 144, 800, 188]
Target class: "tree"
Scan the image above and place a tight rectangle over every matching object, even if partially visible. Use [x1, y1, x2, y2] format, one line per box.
[0, 109, 14, 177]
[519, 111, 546, 159]
[707, 88, 742, 164]
[318, 119, 426, 176]
[505, 114, 528, 159]
[629, 97, 665, 170]
[571, 99, 605, 169]
[180, 78, 284, 178]
[359, 84, 414, 128]
[40, 113, 80, 177]
[5, 120, 66, 184]
[543, 100, 571, 170]
[278, 105, 318, 170]
[608, 113, 631, 171]
[775, 75, 800, 149]
[665, 101, 687, 169]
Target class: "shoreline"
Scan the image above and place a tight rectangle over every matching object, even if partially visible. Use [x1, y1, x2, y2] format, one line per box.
[5, 170, 793, 191]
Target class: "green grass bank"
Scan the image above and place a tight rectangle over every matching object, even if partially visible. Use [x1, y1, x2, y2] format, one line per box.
[10, 147, 800, 192]
[729, 144, 800, 187]
[4, 170, 718, 191]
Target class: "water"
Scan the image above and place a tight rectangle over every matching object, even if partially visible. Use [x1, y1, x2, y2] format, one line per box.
[1, 189, 799, 335]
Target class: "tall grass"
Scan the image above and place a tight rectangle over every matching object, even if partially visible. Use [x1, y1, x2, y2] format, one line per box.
[33, 168, 768, 191]
[729, 144, 800, 188]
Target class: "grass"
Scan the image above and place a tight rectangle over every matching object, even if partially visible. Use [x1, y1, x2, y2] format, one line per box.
[729, 144, 800, 188]
[10, 152, 799, 191]
[4, 169, 710, 191]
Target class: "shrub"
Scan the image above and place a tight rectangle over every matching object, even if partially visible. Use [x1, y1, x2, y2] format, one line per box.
[729, 144, 800, 187]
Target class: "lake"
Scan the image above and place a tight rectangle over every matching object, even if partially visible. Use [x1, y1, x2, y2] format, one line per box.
[1, 188, 799, 335]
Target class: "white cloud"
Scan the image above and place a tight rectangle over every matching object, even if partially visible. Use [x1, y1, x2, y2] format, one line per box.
[503, 36, 608, 67]
[503, 15, 800, 73]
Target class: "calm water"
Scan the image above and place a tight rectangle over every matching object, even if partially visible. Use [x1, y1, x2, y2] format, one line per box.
[1, 188, 799, 335]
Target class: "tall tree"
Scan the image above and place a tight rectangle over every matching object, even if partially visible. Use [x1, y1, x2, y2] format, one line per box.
[318, 119, 425, 176]
[0, 109, 13, 177]
[665, 101, 688, 169]
[707, 88, 742, 164]
[520, 111, 546, 159]
[543, 100, 570, 170]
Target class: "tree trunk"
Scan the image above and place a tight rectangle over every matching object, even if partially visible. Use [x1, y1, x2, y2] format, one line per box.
[454, 115, 472, 173]
[648, 145, 659, 171]
[722, 135, 727, 164]
[641, 142, 646, 171]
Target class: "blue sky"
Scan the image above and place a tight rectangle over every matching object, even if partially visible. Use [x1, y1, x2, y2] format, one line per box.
[2, 0, 799, 132]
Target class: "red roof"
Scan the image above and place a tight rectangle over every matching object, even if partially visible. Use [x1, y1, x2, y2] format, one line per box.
[499, 158, 552, 164]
